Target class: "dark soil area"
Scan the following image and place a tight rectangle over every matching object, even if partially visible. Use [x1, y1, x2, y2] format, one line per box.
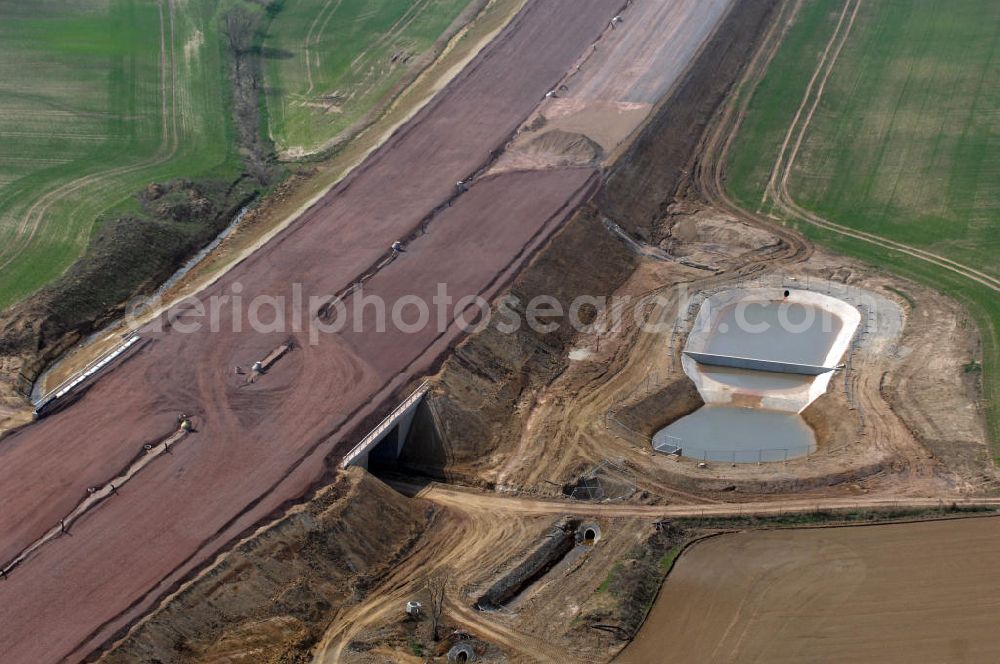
[475, 518, 577, 609]
[614, 378, 704, 438]
[600, 0, 781, 244]
[578, 522, 688, 638]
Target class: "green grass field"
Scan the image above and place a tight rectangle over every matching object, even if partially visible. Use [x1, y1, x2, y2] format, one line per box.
[726, 0, 1000, 448]
[262, 0, 472, 157]
[0, 0, 239, 308]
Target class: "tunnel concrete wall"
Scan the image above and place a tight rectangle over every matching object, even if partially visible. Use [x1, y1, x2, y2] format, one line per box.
[341, 383, 428, 469]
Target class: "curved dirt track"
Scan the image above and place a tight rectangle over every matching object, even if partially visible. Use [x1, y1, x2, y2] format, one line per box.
[761, 0, 1000, 295]
[686, 0, 811, 267]
[0, 2, 625, 661]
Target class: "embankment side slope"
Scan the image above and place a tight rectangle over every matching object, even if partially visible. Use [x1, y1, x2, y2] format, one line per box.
[101, 468, 427, 663]
[415, 0, 784, 475]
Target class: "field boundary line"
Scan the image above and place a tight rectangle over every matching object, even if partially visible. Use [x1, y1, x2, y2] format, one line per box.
[761, 0, 856, 208]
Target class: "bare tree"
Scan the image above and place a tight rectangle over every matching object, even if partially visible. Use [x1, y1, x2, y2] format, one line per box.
[426, 571, 448, 642]
[222, 5, 258, 55]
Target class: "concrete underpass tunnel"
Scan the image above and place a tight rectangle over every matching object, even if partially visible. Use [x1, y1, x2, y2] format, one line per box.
[346, 384, 446, 473]
[358, 396, 425, 470]
[368, 423, 405, 467]
[579, 522, 602, 545]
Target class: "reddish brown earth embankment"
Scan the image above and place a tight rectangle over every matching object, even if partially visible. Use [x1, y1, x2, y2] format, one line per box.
[0, 2, 625, 662]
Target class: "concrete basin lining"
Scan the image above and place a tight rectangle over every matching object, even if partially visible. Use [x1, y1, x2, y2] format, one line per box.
[653, 406, 816, 462]
[682, 288, 861, 414]
[687, 288, 861, 368]
[654, 282, 904, 463]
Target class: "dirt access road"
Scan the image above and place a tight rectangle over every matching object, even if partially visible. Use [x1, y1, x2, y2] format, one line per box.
[0, 1, 629, 661]
[618, 516, 1000, 663]
[413, 482, 1000, 519]
[305, 479, 1000, 663]
[762, 0, 1000, 294]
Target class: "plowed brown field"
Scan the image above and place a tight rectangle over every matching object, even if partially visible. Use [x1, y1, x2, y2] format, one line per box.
[619, 517, 1000, 663]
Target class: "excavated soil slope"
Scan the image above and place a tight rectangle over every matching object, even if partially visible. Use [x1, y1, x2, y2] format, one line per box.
[413, 0, 782, 476]
[101, 468, 427, 663]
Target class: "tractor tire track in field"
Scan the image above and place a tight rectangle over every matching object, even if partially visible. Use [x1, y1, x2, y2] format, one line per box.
[685, 0, 813, 269]
[303, 0, 343, 96]
[759, 0, 1000, 295]
[348, 0, 435, 72]
[0, 0, 181, 274]
[760, 0, 858, 209]
[304, 0, 436, 100]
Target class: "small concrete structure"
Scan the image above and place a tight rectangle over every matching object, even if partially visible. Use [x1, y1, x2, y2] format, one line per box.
[448, 642, 476, 662]
[683, 351, 833, 376]
[340, 382, 429, 469]
[682, 288, 860, 412]
[578, 522, 602, 544]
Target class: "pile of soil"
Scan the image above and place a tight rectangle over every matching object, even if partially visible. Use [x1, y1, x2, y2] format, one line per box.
[495, 128, 605, 171]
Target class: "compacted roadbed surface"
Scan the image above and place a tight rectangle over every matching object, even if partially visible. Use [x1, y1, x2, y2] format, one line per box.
[0, 1, 623, 661]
